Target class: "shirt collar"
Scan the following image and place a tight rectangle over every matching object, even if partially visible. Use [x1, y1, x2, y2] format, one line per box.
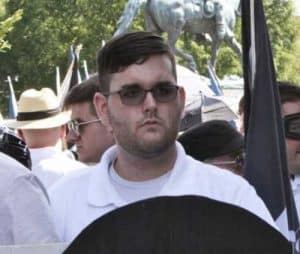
[87, 142, 188, 208]
[30, 146, 60, 165]
[88, 145, 126, 207]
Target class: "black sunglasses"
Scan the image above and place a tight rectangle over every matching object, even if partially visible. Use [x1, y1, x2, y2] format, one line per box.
[284, 112, 300, 140]
[105, 82, 179, 106]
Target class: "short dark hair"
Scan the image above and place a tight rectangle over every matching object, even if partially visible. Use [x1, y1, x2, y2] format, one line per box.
[238, 81, 300, 115]
[97, 31, 177, 94]
[63, 73, 100, 116]
[278, 81, 300, 104]
[178, 120, 243, 161]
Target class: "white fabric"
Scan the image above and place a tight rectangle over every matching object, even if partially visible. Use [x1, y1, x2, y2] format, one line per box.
[109, 163, 171, 203]
[275, 209, 290, 240]
[0, 152, 58, 245]
[49, 142, 276, 242]
[291, 175, 300, 219]
[30, 147, 86, 189]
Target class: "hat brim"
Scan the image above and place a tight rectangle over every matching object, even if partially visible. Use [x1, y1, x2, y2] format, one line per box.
[4, 111, 70, 129]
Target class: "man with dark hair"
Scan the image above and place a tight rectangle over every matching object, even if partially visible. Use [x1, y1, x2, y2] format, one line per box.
[50, 31, 275, 242]
[278, 82, 300, 217]
[178, 120, 244, 175]
[63, 74, 114, 164]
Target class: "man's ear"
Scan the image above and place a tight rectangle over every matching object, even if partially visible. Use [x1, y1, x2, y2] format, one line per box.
[94, 92, 113, 132]
[60, 125, 67, 138]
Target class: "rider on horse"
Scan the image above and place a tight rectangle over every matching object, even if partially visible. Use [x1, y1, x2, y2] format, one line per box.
[203, 0, 226, 39]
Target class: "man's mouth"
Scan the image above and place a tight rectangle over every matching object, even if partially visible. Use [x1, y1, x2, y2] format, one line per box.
[142, 118, 160, 126]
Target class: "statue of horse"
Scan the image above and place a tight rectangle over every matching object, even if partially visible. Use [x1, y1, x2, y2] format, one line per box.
[114, 0, 242, 72]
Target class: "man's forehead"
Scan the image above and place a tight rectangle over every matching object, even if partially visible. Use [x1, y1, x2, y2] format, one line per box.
[282, 101, 300, 116]
[109, 55, 174, 85]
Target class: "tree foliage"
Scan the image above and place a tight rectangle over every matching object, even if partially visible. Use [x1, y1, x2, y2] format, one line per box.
[264, 0, 300, 83]
[0, 0, 299, 106]
[0, 7, 22, 52]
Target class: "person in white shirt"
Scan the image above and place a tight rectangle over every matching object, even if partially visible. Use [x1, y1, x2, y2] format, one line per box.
[0, 152, 58, 245]
[5, 87, 85, 189]
[49, 31, 276, 242]
[278, 82, 300, 218]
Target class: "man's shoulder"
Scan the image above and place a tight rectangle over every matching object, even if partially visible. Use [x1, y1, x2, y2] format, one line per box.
[0, 152, 31, 192]
[49, 166, 93, 195]
[49, 150, 114, 204]
[36, 151, 86, 173]
[184, 155, 245, 182]
[178, 155, 254, 200]
[179, 156, 276, 228]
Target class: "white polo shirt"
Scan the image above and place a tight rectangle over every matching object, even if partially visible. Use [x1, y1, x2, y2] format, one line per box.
[49, 142, 276, 242]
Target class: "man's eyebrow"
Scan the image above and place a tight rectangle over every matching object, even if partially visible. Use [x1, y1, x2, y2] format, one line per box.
[120, 81, 176, 88]
[120, 83, 141, 89]
[155, 81, 176, 85]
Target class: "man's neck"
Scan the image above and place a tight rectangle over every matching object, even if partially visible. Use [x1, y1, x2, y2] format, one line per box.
[114, 144, 177, 181]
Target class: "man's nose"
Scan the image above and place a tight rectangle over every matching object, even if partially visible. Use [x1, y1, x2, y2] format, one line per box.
[142, 91, 157, 111]
[66, 130, 80, 143]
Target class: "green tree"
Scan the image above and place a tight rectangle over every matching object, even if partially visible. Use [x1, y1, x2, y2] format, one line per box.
[0, 0, 127, 91]
[264, 0, 300, 83]
[0, 0, 299, 94]
[0, 7, 22, 52]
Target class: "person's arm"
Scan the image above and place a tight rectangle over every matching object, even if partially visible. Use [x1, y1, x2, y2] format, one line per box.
[5, 174, 59, 245]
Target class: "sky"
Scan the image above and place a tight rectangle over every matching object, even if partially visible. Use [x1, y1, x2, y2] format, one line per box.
[295, 0, 300, 16]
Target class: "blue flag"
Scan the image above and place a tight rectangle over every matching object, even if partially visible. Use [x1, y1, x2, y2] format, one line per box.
[207, 63, 223, 96]
[242, 0, 300, 250]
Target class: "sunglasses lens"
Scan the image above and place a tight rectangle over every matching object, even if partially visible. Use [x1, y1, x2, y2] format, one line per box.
[288, 118, 300, 137]
[284, 113, 300, 140]
[68, 120, 80, 136]
[117, 84, 178, 105]
[153, 84, 178, 102]
[119, 86, 145, 105]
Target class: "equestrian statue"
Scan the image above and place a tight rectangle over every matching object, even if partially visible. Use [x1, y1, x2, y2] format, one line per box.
[114, 0, 242, 73]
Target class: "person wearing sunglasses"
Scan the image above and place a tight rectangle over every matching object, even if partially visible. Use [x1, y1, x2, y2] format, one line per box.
[178, 120, 244, 175]
[63, 74, 114, 164]
[279, 82, 300, 218]
[49, 32, 275, 242]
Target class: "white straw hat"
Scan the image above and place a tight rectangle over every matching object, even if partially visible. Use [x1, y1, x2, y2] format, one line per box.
[4, 88, 70, 129]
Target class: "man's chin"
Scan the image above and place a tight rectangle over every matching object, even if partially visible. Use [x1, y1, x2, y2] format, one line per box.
[135, 140, 174, 158]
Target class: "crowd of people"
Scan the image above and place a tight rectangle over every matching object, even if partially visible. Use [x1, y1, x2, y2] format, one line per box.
[0, 31, 299, 248]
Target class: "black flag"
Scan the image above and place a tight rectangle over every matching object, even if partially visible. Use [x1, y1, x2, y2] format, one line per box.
[242, 0, 300, 251]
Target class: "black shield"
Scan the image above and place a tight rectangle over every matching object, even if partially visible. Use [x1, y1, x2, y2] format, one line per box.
[64, 196, 291, 254]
